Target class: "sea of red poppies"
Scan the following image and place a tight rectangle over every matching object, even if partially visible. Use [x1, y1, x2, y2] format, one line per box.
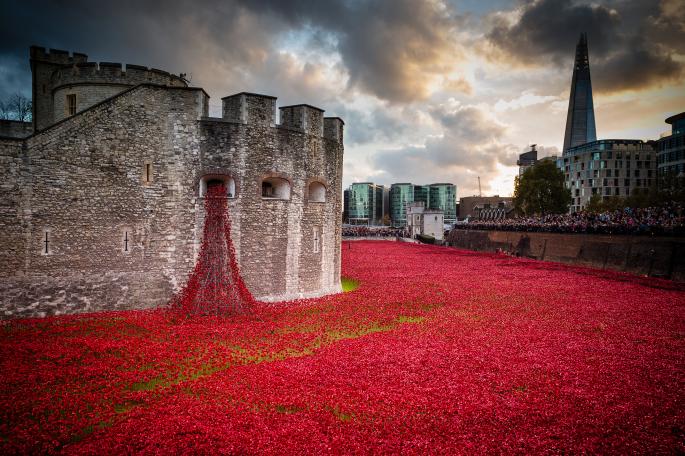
[1, 241, 684, 454]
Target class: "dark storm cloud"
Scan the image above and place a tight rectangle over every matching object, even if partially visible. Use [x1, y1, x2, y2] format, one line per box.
[486, 0, 684, 94]
[0, 0, 290, 95]
[0, 0, 465, 103]
[236, 0, 465, 102]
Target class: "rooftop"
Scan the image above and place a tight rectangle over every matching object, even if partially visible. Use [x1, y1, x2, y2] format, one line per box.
[564, 139, 647, 156]
[665, 112, 685, 125]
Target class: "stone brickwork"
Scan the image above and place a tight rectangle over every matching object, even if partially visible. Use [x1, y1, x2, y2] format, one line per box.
[30, 46, 187, 130]
[0, 120, 33, 139]
[1, 48, 344, 318]
[447, 229, 685, 282]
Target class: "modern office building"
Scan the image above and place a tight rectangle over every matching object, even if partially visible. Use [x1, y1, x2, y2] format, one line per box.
[517, 145, 559, 177]
[517, 145, 538, 176]
[414, 185, 429, 206]
[656, 112, 685, 178]
[344, 182, 387, 225]
[559, 139, 656, 212]
[563, 33, 597, 152]
[389, 183, 456, 226]
[428, 183, 457, 225]
[389, 183, 414, 227]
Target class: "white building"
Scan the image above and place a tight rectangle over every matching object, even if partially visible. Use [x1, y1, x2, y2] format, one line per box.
[406, 202, 444, 241]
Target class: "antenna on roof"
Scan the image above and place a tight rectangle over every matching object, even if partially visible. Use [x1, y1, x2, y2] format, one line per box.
[478, 176, 482, 197]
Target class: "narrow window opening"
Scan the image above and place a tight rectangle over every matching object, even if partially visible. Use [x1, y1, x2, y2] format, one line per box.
[313, 228, 320, 253]
[44, 231, 49, 254]
[66, 94, 77, 116]
[145, 163, 151, 182]
[124, 231, 129, 252]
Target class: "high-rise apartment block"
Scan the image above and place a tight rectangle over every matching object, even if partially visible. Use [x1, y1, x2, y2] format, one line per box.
[559, 140, 655, 212]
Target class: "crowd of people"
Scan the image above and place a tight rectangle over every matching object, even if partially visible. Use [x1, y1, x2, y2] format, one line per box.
[465, 203, 685, 236]
[342, 225, 408, 238]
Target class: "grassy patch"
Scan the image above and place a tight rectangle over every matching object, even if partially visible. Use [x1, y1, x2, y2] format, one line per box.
[341, 277, 359, 292]
[396, 315, 425, 324]
[113, 400, 144, 414]
[327, 405, 354, 422]
[274, 404, 305, 414]
[130, 376, 168, 392]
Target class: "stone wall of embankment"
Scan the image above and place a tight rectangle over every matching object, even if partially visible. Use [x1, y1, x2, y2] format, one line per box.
[446, 229, 685, 282]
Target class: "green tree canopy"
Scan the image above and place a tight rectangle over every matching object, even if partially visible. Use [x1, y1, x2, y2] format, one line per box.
[514, 160, 571, 216]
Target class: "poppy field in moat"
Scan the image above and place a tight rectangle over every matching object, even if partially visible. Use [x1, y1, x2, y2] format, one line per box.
[1, 241, 684, 454]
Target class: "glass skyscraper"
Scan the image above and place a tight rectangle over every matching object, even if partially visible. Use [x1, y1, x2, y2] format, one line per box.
[389, 183, 456, 226]
[344, 182, 387, 225]
[389, 183, 414, 227]
[428, 183, 457, 225]
[563, 33, 597, 152]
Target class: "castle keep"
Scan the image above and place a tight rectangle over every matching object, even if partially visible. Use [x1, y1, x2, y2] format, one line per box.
[0, 47, 344, 318]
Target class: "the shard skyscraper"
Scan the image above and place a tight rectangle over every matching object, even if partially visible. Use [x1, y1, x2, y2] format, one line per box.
[562, 33, 597, 152]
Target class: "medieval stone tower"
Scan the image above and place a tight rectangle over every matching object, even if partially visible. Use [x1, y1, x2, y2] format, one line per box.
[0, 47, 344, 318]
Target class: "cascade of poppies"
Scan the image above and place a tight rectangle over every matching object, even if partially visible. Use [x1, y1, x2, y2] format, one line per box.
[172, 182, 255, 316]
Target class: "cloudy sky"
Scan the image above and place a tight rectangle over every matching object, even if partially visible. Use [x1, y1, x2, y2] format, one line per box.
[2, 0, 684, 196]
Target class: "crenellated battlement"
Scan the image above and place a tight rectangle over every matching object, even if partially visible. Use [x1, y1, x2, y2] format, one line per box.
[31, 46, 189, 130]
[222, 92, 277, 127]
[280, 104, 324, 137]
[50, 62, 187, 89]
[323, 117, 344, 142]
[30, 46, 88, 65]
[219, 93, 342, 142]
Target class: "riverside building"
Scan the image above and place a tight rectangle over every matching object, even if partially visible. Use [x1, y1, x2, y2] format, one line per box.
[559, 140, 656, 212]
[656, 112, 685, 178]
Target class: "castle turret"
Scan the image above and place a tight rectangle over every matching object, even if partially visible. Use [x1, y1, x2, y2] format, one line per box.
[324, 117, 344, 143]
[221, 92, 277, 127]
[279, 104, 324, 137]
[30, 46, 88, 131]
[31, 46, 189, 130]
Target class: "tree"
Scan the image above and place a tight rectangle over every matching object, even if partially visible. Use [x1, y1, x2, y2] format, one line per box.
[513, 160, 571, 216]
[584, 194, 605, 212]
[0, 93, 32, 122]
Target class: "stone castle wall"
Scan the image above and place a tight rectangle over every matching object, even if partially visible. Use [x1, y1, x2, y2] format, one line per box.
[0, 120, 33, 139]
[0, 84, 343, 318]
[447, 229, 685, 282]
[30, 46, 187, 130]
